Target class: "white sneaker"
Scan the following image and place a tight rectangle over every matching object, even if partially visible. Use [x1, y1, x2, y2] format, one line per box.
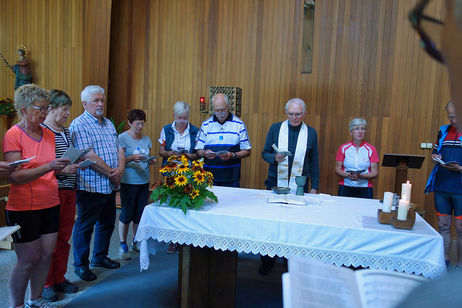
[25, 298, 51, 308]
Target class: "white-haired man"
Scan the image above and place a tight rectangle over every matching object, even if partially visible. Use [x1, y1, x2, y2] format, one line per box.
[195, 93, 251, 187]
[69, 85, 125, 281]
[259, 98, 320, 275]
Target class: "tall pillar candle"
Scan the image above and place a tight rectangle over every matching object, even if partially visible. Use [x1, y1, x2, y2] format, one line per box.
[401, 181, 412, 202]
[397, 199, 410, 220]
[383, 192, 393, 213]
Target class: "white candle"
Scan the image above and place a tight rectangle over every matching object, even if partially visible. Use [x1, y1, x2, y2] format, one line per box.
[383, 192, 393, 212]
[401, 181, 412, 202]
[397, 199, 410, 220]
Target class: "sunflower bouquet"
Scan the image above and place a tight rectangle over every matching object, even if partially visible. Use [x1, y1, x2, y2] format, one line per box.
[151, 155, 218, 214]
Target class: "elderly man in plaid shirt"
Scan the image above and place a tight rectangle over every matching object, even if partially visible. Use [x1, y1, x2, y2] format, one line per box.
[69, 85, 125, 282]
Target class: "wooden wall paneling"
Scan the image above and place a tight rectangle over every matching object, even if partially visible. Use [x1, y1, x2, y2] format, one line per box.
[1, 0, 112, 154]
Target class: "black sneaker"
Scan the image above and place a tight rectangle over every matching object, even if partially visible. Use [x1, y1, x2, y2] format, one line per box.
[42, 286, 58, 302]
[55, 279, 78, 293]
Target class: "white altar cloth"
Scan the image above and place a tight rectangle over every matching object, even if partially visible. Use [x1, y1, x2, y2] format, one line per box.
[136, 186, 445, 278]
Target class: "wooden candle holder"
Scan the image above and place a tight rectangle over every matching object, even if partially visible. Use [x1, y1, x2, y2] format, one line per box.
[392, 206, 416, 230]
[377, 209, 396, 224]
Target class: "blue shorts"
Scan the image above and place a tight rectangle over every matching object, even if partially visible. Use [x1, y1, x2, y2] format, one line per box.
[434, 191, 462, 219]
[119, 183, 150, 224]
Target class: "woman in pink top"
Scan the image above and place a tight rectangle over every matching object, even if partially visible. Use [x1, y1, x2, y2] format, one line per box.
[335, 118, 379, 199]
[3, 84, 69, 308]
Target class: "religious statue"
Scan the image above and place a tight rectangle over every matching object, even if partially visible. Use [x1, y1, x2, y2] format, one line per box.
[0, 45, 33, 90]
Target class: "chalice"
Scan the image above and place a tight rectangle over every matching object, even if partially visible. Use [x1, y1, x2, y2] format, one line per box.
[295, 176, 306, 196]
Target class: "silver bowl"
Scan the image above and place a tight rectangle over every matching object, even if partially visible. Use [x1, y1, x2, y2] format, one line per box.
[272, 187, 291, 194]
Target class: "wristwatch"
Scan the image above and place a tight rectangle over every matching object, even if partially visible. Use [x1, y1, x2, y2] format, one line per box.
[232, 152, 237, 159]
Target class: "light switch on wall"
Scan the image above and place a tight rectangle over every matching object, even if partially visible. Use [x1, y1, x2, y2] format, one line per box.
[420, 143, 427, 149]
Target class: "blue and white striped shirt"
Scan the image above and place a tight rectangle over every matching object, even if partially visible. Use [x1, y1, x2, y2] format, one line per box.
[69, 111, 121, 194]
[195, 114, 251, 184]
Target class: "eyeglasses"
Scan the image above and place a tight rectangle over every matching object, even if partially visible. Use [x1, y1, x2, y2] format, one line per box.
[352, 127, 366, 131]
[286, 113, 303, 118]
[30, 105, 51, 113]
[131, 121, 145, 127]
[409, 0, 444, 63]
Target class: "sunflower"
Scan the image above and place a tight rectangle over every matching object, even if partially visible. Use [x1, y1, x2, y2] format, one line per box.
[175, 175, 188, 186]
[167, 155, 180, 162]
[192, 159, 205, 168]
[184, 183, 194, 194]
[193, 171, 205, 184]
[165, 177, 175, 188]
[190, 189, 200, 199]
[176, 163, 190, 174]
[180, 155, 189, 165]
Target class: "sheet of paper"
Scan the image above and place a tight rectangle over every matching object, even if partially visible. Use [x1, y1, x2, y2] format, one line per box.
[356, 270, 426, 308]
[61, 147, 90, 164]
[288, 257, 361, 308]
[78, 159, 96, 168]
[0, 225, 20, 241]
[8, 156, 36, 167]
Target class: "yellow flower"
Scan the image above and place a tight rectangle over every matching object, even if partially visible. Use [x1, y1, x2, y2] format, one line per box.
[193, 171, 205, 184]
[180, 155, 189, 165]
[190, 189, 200, 199]
[167, 155, 180, 162]
[176, 163, 190, 174]
[193, 159, 205, 168]
[175, 175, 188, 186]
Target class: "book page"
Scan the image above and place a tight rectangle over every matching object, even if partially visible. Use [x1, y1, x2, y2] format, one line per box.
[288, 257, 361, 308]
[355, 270, 426, 308]
[267, 194, 306, 205]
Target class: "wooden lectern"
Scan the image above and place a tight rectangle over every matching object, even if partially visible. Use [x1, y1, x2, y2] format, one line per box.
[382, 153, 425, 194]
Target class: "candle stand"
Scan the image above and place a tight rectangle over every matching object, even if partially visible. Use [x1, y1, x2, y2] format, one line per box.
[377, 206, 416, 230]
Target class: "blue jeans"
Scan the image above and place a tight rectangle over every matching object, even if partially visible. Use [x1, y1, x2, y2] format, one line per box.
[73, 190, 116, 268]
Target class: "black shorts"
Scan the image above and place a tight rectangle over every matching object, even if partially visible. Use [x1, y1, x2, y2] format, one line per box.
[5, 205, 60, 243]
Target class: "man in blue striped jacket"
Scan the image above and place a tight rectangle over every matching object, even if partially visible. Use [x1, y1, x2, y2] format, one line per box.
[195, 93, 251, 187]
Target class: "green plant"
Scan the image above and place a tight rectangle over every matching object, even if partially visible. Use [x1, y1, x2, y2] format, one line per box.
[0, 97, 15, 116]
[110, 117, 126, 134]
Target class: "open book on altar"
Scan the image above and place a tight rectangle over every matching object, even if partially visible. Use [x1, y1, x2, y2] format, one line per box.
[283, 257, 426, 308]
[267, 194, 306, 206]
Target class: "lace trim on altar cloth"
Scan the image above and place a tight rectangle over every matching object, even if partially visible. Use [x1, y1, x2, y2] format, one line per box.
[136, 227, 445, 279]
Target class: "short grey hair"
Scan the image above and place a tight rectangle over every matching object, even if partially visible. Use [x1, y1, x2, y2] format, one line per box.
[211, 93, 229, 106]
[285, 98, 306, 113]
[81, 85, 104, 103]
[14, 84, 50, 118]
[446, 101, 454, 110]
[349, 118, 367, 131]
[173, 101, 190, 117]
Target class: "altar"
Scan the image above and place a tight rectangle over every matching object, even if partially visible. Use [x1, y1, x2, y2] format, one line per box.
[135, 186, 445, 307]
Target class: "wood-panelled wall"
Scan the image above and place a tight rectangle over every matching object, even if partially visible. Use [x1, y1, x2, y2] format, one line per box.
[0, 0, 112, 122]
[108, 0, 450, 226]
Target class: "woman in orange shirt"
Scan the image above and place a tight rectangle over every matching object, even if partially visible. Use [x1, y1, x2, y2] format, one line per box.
[3, 84, 69, 308]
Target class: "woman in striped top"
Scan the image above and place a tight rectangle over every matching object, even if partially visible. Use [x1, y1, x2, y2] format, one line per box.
[41, 90, 80, 301]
